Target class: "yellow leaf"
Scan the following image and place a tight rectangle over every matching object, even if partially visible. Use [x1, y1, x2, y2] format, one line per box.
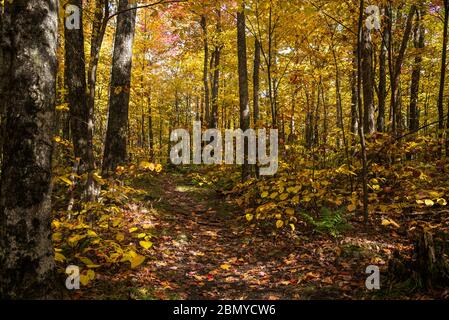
[80, 274, 90, 286]
[68, 234, 86, 246]
[87, 269, 95, 280]
[261, 191, 269, 198]
[130, 254, 145, 268]
[347, 204, 356, 212]
[52, 220, 61, 229]
[87, 230, 97, 237]
[54, 252, 66, 262]
[276, 220, 284, 228]
[52, 232, 62, 242]
[56, 103, 69, 112]
[139, 241, 153, 250]
[291, 196, 300, 204]
[59, 176, 73, 186]
[285, 208, 295, 215]
[116, 233, 125, 242]
[245, 214, 254, 222]
[114, 86, 122, 95]
[129, 227, 138, 233]
[137, 233, 146, 238]
[289, 224, 295, 231]
[279, 193, 289, 201]
[79, 257, 94, 266]
[381, 218, 400, 228]
[437, 198, 447, 206]
[139, 161, 155, 171]
[424, 199, 435, 207]
[220, 263, 231, 270]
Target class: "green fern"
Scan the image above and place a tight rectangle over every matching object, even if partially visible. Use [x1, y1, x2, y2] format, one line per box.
[301, 207, 350, 237]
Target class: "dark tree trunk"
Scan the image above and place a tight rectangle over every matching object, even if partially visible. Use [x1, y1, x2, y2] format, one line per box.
[237, 6, 251, 181]
[377, 6, 388, 132]
[0, 0, 58, 299]
[253, 39, 261, 126]
[357, 0, 369, 224]
[350, 49, 359, 138]
[102, 0, 137, 175]
[209, 46, 220, 128]
[362, 28, 375, 135]
[0, 1, 4, 164]
[409, 6, 425, 132]
[200, 15, 210, 125]
[253, 38, 261, 177]
[64, 0, 89, 173]
[86, 0, 108, 199]
[208, 9, 222, 129]
[148, 93, 154, 161]
[390, 5, 416, 137]
[441, 1, 449, 154]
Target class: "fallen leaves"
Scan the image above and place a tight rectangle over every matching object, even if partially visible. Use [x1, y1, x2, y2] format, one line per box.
[139, 241, 153, 250]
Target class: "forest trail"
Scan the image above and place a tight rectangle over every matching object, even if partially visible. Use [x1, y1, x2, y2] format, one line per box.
[109, 171, 373, 300]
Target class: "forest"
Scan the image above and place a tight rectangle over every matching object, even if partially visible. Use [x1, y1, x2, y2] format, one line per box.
[1, 0, 449, 300]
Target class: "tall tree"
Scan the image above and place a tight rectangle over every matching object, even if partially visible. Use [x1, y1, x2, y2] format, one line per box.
[409, 4, 425, 132]
[200, 14, 210, 125]
[389, 5, 416, 136]
[253, 38, 261, 177]
[102, 0, 137, 175]
[237, 2, 251, 181]
[440, 0, 449, 154]
[253, 39, 261, 127]
[357, 0, 369, 224]
[64, 0, 89, 173]
[362, 23, 375, 134]
[0, 1, 4, 163]
[351, 49, 359, 138]
[0, 0, 58, 298]
[209, 8, 222, 129]
[377, 5, 389, 132]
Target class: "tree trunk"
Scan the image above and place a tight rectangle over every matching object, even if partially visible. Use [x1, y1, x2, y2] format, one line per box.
[442, 0, 449, 155]
[253, 38, 261, 177]
[0, 1, 4, 165]
[86, 0, 108, 199]
[64, 0, 89, 173]
[357, 0, 369, 224]
[0, 0, 58, 299]
[377, 6, 388, 132]
[409, 5, 425, 132]
[102, 0, 137, 175]
[148, 92, 154, 161]
[390, 5, 416, 137]
[237, 5, 251, 181]
[362, 28, 375, 135]
[200, 15, 210, 125]
[351, 49, 359, 138]
[253, 39, 261, 126]
[209, 51, 220, 128]
[209, 27, 221, 129]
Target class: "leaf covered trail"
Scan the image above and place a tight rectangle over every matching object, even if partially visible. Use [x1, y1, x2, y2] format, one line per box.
[97, 172, 390, 300]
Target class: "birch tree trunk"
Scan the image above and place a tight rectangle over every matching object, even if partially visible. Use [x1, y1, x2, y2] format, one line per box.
[0, 0, 59, 299]
[102, 0, 137, 175]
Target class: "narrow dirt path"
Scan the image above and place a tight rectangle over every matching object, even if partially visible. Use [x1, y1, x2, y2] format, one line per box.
[130, 172, 369, 300]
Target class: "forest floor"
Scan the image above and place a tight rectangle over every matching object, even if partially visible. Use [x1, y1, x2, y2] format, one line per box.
[74, 169, 444, 300]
